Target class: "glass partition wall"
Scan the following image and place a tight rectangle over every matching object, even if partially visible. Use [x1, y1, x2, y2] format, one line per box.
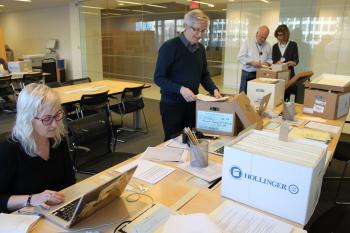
[78, 0, 350, 94]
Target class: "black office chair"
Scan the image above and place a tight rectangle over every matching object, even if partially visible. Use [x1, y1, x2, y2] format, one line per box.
[0, 75, 16, 112]
[67, 111, 135, 175]
[45, 81, 61, 88]
[79, 91, 109, 118]
[109, 84, 148, 134]
[285, 71, 313, 103]
[21, 72, 43, 88]
[324, 126, 350, 204]
[308, 204, 350, 233]
[42, 58, 57, 83]
[64, 77, 91, 86]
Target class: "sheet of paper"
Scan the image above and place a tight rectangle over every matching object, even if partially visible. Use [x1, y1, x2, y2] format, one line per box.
[0, 213, 40, 233]
[305, 121, 341, 134]
[141, 147, 187, 162]
[289, 127, 331, 143]
[177, 161, 222, 182]
[115, 159, 175, 184]
[210, 200, 293, 233]
[296, 115, 327, 123]
[165, 138, 189, 150]
[162, 214, 222, 233]
[197, 94, 229, 102]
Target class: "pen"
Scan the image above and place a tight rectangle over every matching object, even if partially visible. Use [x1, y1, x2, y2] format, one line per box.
[208, 177, 222, 189]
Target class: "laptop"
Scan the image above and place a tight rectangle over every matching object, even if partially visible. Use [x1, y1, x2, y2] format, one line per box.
[37, 166, 137, 228]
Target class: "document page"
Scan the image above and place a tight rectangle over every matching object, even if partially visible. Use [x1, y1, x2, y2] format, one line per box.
[141, 147, 187, 162]
[210, 200, 293, 233]
[177, 161, 222, 182]
[0, 213, 40, 233]
[162, 213, 222, 233]
[165, 138, 189, 150]
[115, 159, 175, 184]
[305, 121, 341, 133]
[197, 94, 229, 102]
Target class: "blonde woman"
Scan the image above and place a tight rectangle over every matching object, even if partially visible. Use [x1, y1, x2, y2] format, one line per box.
[0, 83, 75, 213]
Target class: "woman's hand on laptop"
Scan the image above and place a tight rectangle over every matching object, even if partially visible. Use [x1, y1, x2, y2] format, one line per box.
[32, 190, 65, 209]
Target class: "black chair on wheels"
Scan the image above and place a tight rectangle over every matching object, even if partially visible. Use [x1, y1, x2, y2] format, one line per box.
[21, 72, 43, 88]
[79, 91, 109, 118]
[42, 58, 57, 83]
[109, 84, 148, 134]
[67, 111, 134, 175]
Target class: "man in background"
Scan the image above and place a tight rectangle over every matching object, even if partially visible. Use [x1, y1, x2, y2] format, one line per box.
[237, 25, 272, 93]
[154, 9, 222, 141]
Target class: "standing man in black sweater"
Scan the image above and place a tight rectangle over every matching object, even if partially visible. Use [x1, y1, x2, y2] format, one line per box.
[154, 9, 222, 141]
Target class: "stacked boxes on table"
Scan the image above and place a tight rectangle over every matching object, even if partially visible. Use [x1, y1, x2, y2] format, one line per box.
[7, 61, 32, 73]
[256, 66, 290, 86]
[247, 78, 285, 109]
[303, 74, 350, 119]
[221, 130, 327, 225]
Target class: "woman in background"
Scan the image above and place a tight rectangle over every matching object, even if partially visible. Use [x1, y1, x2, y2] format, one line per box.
[272, 24, 299, 77]
[0, 83, 75, 213]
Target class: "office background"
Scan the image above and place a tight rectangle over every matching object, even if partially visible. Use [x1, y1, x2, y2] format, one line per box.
[1, 0, 349, 94]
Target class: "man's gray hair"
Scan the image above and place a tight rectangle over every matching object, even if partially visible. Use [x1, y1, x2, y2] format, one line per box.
[12, 83, 66, 157]
[184, 9, 210, 27]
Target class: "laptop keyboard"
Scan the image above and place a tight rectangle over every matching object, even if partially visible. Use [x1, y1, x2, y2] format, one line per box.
[214, 146, 224, 156]
[52, 198, 80, 222]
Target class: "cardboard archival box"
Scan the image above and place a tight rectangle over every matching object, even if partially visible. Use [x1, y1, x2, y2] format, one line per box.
[196, 93, 262, 136]
[256, 68, 289, 86]
[221, 130, 327, 225]
[303, 74, 350, 119]
[247, 78, 285, 109]
[271, 63, 288, 71]
[7, 61, 32, 73]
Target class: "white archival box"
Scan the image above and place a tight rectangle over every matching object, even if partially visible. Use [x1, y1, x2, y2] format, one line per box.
[7, 61, 32, 73]
[247, 78, 285, 109]
[221, 130, 327, 225]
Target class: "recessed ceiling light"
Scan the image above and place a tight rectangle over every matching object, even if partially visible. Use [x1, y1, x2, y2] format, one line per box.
[145, 4, 167, 9]
[14, 0, 32, 2]
[116, 1, 142, 5]
[0, 5, 4, 7]
[260, 0, 270, 3]
[228, 0, 234, 2]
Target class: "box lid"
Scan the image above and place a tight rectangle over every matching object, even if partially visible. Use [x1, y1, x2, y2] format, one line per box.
[306, 74, 350, 92]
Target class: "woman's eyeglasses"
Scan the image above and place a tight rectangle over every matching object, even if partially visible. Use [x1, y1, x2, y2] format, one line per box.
[35, 110, 64, 126]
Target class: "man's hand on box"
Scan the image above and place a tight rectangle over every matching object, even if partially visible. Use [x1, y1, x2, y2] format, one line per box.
[213, 89, 222, 98]
[180, 86, 197, 102]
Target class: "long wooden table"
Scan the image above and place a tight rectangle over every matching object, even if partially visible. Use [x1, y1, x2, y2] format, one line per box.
[29, 104, 346, 232]
[54, 79, 150, 128]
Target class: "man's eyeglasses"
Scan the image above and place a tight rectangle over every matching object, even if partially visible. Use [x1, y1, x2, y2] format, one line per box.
[190, 26, 207, 34]
[35, 110, 64, 126]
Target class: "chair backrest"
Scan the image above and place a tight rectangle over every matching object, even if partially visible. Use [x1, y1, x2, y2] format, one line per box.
[68, 111, 113, 155]
[0, 75, 14, 97]
[286, 71, 314, 90]
[120, 84, 145, 114]
[80, 91, 109, 114]
[45, 81, 62, 88]
[64, 77, 91, 86]
[22, 72, 43, 86]
[42, 58, 57, 83]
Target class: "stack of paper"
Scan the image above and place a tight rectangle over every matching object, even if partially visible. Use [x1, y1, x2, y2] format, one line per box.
[305, 121, 340, 134]
[196, 94, 229, 102]
[177, 161, 222, 182]
[115, 159, 175, 184]
[233, 132, 325, 167]
[141, 147, 187, 162]
[0, 213, 40, 233]
[289, 127, 331, 143]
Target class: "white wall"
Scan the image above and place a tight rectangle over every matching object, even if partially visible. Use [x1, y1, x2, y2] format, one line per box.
[0, 6, 74, 79]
